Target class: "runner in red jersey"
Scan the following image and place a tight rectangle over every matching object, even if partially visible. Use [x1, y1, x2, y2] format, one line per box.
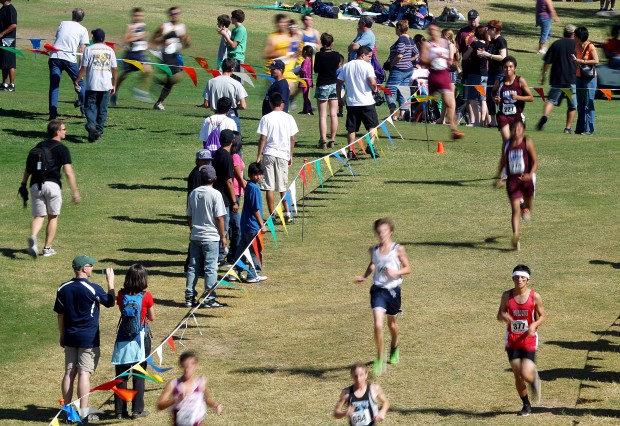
[492, 56, 534, 145]
[495, 120, 538, 250]
[497, 264, 547, 416]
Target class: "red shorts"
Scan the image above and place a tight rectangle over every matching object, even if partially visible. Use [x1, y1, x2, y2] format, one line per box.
[506, 175, 535, 201]
[497, 113, 523, 131]
[506, 331, 538, 352]
[428, 69, 452, 95]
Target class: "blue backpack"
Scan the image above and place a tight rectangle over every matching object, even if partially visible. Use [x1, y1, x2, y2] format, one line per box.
[118, 291, 145, 340]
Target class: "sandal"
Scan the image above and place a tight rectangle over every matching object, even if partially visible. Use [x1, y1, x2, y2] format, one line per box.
[326, 140, 335, 148]
[317, 140, 327, 149]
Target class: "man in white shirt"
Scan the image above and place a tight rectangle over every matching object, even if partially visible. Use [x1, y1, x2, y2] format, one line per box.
[337, 45, 379, 159]
[202, 58, 248, 133]
[75, 29, 117, 142]
[199, 97, 238, 156]
[48, 8, 89, 120]
[256, 92, 298, 221]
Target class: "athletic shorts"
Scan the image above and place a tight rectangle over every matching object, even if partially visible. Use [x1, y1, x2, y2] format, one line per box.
[162, 52, 182, 75]
[546, 85, 577, 109]
[506, 173, 536, 201]
[0, 39, 16, 69]
[506, 348, 536, 362]
[370, 285, 401, 316]
[123, 50, 147, 73]
[260, 154, 289, 193]
[428, 69, 452, 94]
[345, 105, 379, 133]
[65, 346, 100, 373]
[31, 181, 62, 216]
[466, 74, 488, 101]
[315, 84, 338, 101]
[497, 113, 523, 131]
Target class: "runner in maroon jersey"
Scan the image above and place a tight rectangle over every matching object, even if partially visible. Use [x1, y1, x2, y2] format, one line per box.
[493, 56, 534, 145]
[497, 264, 547, 416]
[495, 120, 538, 250]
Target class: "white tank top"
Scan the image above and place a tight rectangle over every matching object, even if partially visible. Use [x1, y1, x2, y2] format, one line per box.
[372, 243, 402, 290]
[128, 22, 148, 52]
[427, 39, 449, 71]
[161, 22, 186, 54]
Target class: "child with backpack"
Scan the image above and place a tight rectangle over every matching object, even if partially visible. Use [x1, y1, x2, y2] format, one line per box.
[199, 97, 238, 156]
[111, 264, 155, 419]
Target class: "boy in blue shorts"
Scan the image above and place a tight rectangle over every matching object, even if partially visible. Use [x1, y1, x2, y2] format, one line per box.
[232, 162, 268, 283]
[354, 218, 411, 375]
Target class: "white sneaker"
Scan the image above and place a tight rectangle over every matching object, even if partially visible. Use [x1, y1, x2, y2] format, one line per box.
[257, 275, 268, 281]
[42, 247, 57, 257]
[537, 48, 547, 55]
[153, 102, 165, 110]
[27, 236, 38, 258]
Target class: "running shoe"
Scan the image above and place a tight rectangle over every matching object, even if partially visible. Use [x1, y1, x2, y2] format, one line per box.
[529, 371, 542, 405]
[42, 247, 57, 257]
[132, 411, 149, 419]
[451, 130, 464, 140]
[536, 116, 548, 131]
[227, 274, 238, 282]
[516, 404, 532, 416]
[521, 208, 531, 221]
[0, 82, 8, 90]
[563, 128, 573, 134]
[7, 83, 15, 92]
[27, 236, 38, 258]
[373, 358, 386, 376]
[204, 300, 226, 308]
[389, 347, 400, 364]
[153, 102, 165, 111]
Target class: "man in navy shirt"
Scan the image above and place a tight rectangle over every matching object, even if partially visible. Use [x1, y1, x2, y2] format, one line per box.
[54, 255, 115, 422]
[261, 59, 290, 115]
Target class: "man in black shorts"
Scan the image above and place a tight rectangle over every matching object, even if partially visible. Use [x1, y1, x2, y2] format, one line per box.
[337, 46, 379, 160]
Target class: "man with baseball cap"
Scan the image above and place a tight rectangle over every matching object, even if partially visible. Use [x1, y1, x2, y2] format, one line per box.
[54, 256, 116, 422]
[261, 59, 290, 115]
[75, 28, 117, 142]
[185, 165, 227, 308]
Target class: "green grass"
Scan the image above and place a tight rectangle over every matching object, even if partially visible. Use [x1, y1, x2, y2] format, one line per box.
[0, 0, 619, 424]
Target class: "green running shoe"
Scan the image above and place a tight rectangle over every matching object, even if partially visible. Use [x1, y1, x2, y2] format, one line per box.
[389, 347, 400, 364]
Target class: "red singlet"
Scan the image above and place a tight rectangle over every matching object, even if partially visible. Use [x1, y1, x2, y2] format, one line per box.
[505, 289, 538, 352]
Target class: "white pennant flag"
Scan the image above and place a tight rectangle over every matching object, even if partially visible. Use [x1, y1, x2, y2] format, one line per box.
[289, 182, 298, 214]
[232, 71, 255, 87]
[155, 345, 163, 366]
[243, 248, 256, 272]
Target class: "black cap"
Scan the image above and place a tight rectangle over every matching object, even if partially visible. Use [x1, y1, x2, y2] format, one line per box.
[468, 10, 479, 20]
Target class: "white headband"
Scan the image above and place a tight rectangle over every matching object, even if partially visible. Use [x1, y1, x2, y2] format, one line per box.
[512, 271, 530, 279]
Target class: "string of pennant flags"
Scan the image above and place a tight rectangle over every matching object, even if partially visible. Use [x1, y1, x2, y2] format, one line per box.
[46, 101, 408, 425]
[0, 39, 616, 100]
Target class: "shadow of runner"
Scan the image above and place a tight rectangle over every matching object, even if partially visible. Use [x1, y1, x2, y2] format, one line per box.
[230, 364, 356, 379]
[402, 237, 514, 252]
[108, 183, 185, 192]
[589, 259, 620, 269]
[0, 404, 60, 423]
[110, 214, 186, 226]
[390, 406, 514, 418]
[384, 177, 494, 187]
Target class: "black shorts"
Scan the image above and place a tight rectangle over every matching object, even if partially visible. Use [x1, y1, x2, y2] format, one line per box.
[506, 348, 536, 362]
[0, 39, 16, 69]
[162, 52, 182, 75]
[370, 285, 401, 316]
[123, 50, 147, 73]
[346, 105, 379, 133]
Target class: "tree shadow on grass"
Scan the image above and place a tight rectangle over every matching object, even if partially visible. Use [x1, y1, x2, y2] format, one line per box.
[0, 108, 46, 121]
[0, 405, 58, 423]
[589, 259, 620, 269]
[546, 339, 620, 352]
[3, 128, 83, 144]
[110, 214, 186, 226]
[390, 406, 514, 417]
[118, 247, 186, 256]
[540, 366, 620, 383]
[230, 363, 355, 379]
[402, 237, 514, 252]
[161, 176, 185, 181]
[108, 183, 185, 192]
[537, 406, 620, 418]
[384, 177, 493, 187]
[0, 247, 27, 260]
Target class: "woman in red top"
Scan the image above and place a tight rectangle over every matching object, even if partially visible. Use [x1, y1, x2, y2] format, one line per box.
[496, 120, 538, 251]
[497, 264, 547, 416]
[113, 264, 155, 419]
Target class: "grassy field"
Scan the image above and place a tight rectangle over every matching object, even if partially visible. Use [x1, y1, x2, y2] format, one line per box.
[0, 0, 619, 424]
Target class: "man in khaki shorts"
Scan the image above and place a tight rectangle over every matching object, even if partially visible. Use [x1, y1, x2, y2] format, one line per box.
[256, 92, 298, 222]
[54, 255, 115, 422]
[20, 119, 80, 257]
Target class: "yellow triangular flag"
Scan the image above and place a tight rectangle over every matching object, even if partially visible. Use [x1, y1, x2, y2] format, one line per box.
[51, 417, 60, 426]
[324, 156, 334, 177]
[275, 204, 288, 234]
[131, 364, 148, 376]
[226, 270, 241, 282]
[560, 88, 573, 103]
[148, 373, 164, 383]
[121, 59, 144, 72]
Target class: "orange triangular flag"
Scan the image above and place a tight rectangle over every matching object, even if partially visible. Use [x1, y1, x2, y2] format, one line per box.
[194, 57, 209, 71]
[599, 89, 612, 101]
[357, 139, 367, 156]
[167, 336, 177, 353]
[205, 69, 221, 78]
[475, 85, 486, 98]
[44, 43, 59, 52]
[251, 238, 261, 265]
[240, 63, 257, 79]
[257, 230, 265, 249]
[181, 67, 198, 86]
[111, 386, 137, 402]
[305, 163, 313, 185]
[299, 168, 307, 188]
[91, 379, 123, 392]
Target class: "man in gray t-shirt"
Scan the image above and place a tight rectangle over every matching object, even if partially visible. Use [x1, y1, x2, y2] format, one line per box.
[185, 165, 227, 308]
[75, 28, 117, 142]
